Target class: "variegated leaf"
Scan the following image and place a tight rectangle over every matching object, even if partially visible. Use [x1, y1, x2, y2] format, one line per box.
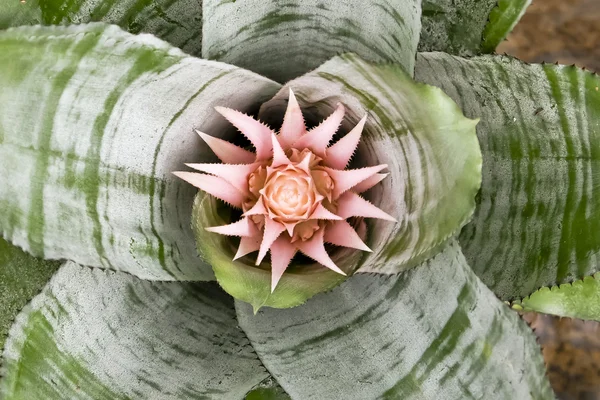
[236, 242, 553, 399]
[258, 53, 481, 276]
[0, 0, 204, 57]
[0, 238, 60, 353]
[415, 52, 600, 300]
[419, 0, 530, 55]
[481, 0, 532, 53]
[419, 0, 496, 55]
[0, 24, 281, 281]
[1, 262, 268, 399]
[202, 0, 422, 82]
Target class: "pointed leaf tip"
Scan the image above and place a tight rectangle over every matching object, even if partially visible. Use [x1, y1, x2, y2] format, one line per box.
[279, 88, 306, 149]
[324, 220, 371, 252]
[195, 130, 256, 164]
[270, 237, 297, 292]
[173, 171, 245, 208]
[326, 164, 388, 199]
[256, 219, 286, 265]
[205, 217, 259, 237]
[215, 107, 274, 160]
[293, 103, 345, 156]
[325, 115, 366, 170]
[337, 191, 396, 222]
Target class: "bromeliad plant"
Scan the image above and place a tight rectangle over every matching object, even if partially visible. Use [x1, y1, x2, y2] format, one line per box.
[0, 0, 599, 399]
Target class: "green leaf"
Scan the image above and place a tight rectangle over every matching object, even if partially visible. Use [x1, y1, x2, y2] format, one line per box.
[259, 53, 481, 275]
[414, 53, 600, 300]
[236, 241, 554, 399]
[245, 377, 291, 400]
[202, 0, 422, 82]
[191, 193, 360, 310]
[481, 0, 532, 53]
[0, 238, 60, 353]
[418, 0, 497, 55]
[513, 273, 600, 321]
[0, 24, 280, 281]
[1, 262, 268, 399]
[0, 0, 204, 57]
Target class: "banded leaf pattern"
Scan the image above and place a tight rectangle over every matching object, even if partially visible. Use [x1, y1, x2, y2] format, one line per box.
[202, 0, 422, 82]
[415, 53, 600, 299]
[0, 24, 281, 281]
[419, 0, 497, 55]
[481, 0, 532, 53]
[514, 273, 600, 321]
[236, 242, 553, 400]
[259, 53, 481, 274]
[0, 238, 60, 353]
[1, 262, 268, 399]
[0, 0, 204, 57]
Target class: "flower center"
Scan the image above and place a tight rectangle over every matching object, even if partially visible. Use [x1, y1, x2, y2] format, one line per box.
[262, 167, 318, 222]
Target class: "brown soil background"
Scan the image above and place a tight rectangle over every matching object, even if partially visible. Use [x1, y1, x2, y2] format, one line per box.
[497, 1, 600, 398]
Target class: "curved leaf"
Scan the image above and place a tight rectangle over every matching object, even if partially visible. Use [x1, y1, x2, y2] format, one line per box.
[481, 0, 532, 53]
[415, 53, 600, 300]
[245, 377, 291, 400]
[513, 273, 600, 321]
[236, 241, 553, 399]
[0, 238, 60, 353]
[0, 24, 280, 281]
[0, 0, 204, 57]
[202, 0, 422, 82]
[0, 262, 268, 399]
[191, 193, 361, 310]
[419, 0, 496, 55]
[259, 53, 481, 275]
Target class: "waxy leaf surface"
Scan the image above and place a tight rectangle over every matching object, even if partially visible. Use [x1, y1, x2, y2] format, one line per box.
[202, 0, 422, 82]
[237, 242, 553, 399]
[415, 53, 600, 300]
[0, 0, 204, 57]
[0, 24, 281, 281]
[1, 262, 268, 399]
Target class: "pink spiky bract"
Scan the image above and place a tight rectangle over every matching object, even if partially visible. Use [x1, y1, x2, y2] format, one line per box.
[175, 91, 394, 292]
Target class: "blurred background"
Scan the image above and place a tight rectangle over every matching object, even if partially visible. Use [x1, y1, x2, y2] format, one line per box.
[497, 1, 600, 398]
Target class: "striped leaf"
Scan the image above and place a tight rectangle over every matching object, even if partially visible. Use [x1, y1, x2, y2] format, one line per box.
[419, 0, 497, 55]
[0, 238, 60, 353]
[202, 0, 422, 82]
[481, 0, 532, 53]
[236, 241, 553, 399]
[414, 53, 600, 300]
[513, 273, 600, 321]
[0, 0, 204, 57]
[0, 24, 281, 281]
[0, 262, 268, 399]
[258, 53, 481, 275]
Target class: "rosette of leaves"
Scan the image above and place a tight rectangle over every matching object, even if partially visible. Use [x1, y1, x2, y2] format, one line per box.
[1, 0, 599, 399]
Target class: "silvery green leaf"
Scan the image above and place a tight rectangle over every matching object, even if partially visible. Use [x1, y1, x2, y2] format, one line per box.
[0, 24, 280, 281]
[236, 241, 553, 399]
[202, 0, 422, 82]
[419, 0, 530, 55]
[0, 0, 204, 57]
[0, 238, 60, 353]
[415, 52, 600, 300]
[419, 0, 496, 55]
[259, 53, 481, 275]
[1, 262, 268, 399]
